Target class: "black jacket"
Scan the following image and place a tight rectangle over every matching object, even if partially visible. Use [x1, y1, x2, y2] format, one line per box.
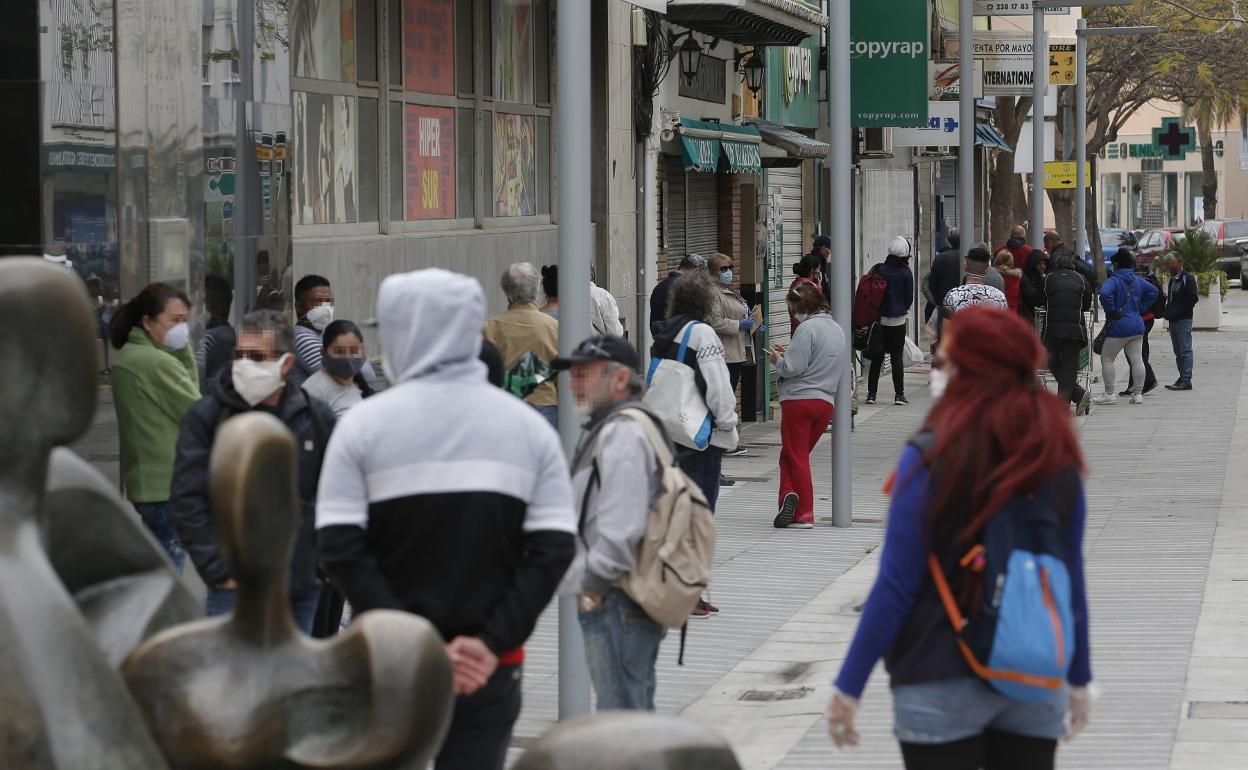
[929, 247, 963, 311]
[649, 271, 679, 332]
[1043, 266, 1093, 342]
[1020, 250, 1051, 321]
[1164, 270, 1199, 322]
[170, 369, 336, 598]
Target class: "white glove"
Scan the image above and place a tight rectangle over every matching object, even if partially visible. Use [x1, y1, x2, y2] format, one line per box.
[1065, 683, 1098, 741]
[826, 689, 860, 749]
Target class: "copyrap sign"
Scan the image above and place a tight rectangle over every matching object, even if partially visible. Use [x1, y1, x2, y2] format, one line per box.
[850, 0, 928, 128]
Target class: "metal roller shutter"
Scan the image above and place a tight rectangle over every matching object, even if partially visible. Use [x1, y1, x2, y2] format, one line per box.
[663, 161, 687, 271]
[685, 171, 720, 258]
[767, 166, 804, 350]
[936, 160, 958, 232]
[861, 168, 916, 277]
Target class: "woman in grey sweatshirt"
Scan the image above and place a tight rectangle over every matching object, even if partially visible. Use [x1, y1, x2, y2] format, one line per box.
[768, 284, 846, 529]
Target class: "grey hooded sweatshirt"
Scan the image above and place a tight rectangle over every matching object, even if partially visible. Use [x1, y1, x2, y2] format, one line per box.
[777, 313, 846, 406]
[315, 268, 577, 658]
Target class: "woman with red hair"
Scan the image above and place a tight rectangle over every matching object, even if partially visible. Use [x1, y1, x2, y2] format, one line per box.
[826, 307, 1093, 769]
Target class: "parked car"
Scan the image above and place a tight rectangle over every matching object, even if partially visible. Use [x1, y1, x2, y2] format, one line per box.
[1198, 219, 1248, 281]
[1084, 228, 1137, 274]
[1134, 228, 1185, 270]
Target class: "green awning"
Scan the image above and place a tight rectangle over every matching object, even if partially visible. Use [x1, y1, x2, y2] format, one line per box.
[678, 119, 762, 174]
[680, 119, 722, 173]
[718, 123, 763, 174]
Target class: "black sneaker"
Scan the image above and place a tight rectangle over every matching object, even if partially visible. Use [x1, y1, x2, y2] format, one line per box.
[699, 598, 719, 614]
[720, 475, 736, 487]
[895, 394, 909, 405]
[689, 603, 711, 619]
[774, 492, 799, 529]
[864, 394, 877, 405]
[724, 446, 748, 457]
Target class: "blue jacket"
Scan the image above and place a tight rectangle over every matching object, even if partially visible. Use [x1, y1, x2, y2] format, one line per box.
[1099, 268, 1158, 339]
[874, 255, 915, 319]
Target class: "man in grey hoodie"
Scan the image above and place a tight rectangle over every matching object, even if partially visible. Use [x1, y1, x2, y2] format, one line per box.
[553, 334, 669, 710]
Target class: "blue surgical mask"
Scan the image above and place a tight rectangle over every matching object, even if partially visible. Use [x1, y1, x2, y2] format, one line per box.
[719, 268, 733, 285]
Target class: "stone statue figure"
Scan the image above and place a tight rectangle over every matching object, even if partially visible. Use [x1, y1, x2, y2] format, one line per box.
[122, 411, 455, 769]
[42, 447, 200, 667]
[514, 712, 743, 770]
[0, 258, 172, 768]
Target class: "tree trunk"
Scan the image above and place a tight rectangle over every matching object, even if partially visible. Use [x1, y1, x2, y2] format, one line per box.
[1048, 189, 1075, 245]
[1199, 114, 1218, 221]
[988, 96, 1032, 248]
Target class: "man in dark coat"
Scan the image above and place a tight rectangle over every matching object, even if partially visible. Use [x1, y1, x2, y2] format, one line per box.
[1163, 251, 1199, 390]
[649, 253, 707, 333]
[1045, 231, 1098, 289]
[171, 309, 336, 633]
[1043, 254, 1094, 413]
[928, 228, 963, 320]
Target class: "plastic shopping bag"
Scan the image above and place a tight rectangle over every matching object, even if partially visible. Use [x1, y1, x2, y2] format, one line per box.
[903, 335, 925, 368]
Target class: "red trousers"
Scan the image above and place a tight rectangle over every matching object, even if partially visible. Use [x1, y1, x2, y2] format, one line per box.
[778, 399, 835, 524]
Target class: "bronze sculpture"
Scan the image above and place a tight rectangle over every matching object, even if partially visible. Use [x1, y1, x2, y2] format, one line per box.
[0, 258, 172, 768]
[121, 411, 455, 769]
[514, 712, 743, 770]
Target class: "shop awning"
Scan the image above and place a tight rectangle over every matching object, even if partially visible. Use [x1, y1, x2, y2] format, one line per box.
[665, 0, 827, 46]
[975, 123, 1013, 152]
[679, 119, 762, 174]
[748, 119, 830, 162]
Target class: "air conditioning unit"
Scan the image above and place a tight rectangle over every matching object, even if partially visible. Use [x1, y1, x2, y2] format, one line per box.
[858, 127, 893, 158]
[918, 145, 953, 158]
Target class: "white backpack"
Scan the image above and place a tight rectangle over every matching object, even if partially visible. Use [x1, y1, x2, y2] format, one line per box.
[585, 408, 716, 628]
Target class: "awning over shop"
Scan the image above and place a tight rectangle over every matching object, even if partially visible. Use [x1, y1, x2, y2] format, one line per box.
[975, 123, 1013, 152]
[679, 119, 762, 174]
[665, 0, 827, 46]
[748, 119, 829, 163]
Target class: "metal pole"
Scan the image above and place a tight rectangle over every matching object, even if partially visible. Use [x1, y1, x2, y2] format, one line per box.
[233, 0, 255, 320]
[1075, 18, 1088, 260]
[1031, 6, 1046, 248]
[828, 0, 852, 528]
[959, 0, 974, 255]
[555, 0, 592, 719]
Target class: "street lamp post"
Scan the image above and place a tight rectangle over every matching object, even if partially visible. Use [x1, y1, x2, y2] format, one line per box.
[1031, 4, 1047, 249]
[959, 0, 974, 256]
[828, 0, 851, 528]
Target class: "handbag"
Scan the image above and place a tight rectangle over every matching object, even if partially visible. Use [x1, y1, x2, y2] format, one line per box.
[643, 322, 714, 451]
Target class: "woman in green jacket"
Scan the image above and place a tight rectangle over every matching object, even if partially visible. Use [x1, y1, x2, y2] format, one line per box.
[110, 283, 200, 570]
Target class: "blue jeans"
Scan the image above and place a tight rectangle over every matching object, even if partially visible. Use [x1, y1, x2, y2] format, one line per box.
[532, 404, 559, 430]
[578, 588, 667, 711]
[205, 586, 322, 635]
[892, 677, 1068, 744]
[677, 445, 723, 513]
[133, 501, 186, 573]
[1169, 318, 1194, 382]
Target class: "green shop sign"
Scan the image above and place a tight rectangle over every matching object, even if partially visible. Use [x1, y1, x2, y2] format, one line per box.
[850, 0, 929, 128]
[766, 37, 820, 129]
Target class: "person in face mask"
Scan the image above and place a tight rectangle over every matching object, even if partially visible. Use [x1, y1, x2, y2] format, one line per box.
[552, 335, 670, 710]
[301, 320, 375, 418]
[109, 283, 201, 571]
[170, 310, 337, 633]
[705, 253, 761, 465]
[292, 274, 335, 382]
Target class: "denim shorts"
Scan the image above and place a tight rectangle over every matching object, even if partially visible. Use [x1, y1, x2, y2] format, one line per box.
[892, 677, 1068, 744]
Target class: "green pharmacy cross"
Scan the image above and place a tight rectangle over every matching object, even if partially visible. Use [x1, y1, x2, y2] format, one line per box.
[1152, 118, 1196, 161]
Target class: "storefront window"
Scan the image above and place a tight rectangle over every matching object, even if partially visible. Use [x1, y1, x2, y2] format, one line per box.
[403, 0, 455, 95]
[492, 0, 533, 104]
[492, 112, 535, 216]
[359, 97, 380, 221]
[294, 92, 359, 224]
[1128, 173, 1142, 230]
[1103, 173, 1121, 228]
[1165, 173, 1178, 228]
[293, 0, 356, 82]
[1187, 171, 1205, 225]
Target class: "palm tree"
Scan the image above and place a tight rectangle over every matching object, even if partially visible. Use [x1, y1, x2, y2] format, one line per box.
[1182, 74, 1242, 223]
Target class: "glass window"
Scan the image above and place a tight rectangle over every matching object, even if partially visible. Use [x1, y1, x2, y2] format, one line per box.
[295, 92, 359, 224]
[492, 0, 533, 104]
[1187, 171, 1205, 225]
[457, 107, 475, 217]
[533, 0, 549, 104]
[1128, 173, 1142, 230]
[1103, 173, 1120, 228]
[403, 0, 456, 95]
[358, 98, 380, 221]
[358, 0, 379, 82]
[1226, 221, 1248, 238]
[457, 0, 475, 95]
[293, 0, 357, 82]
[404, 104, 457, 219]
[492, 112, 535, 216]
[535, 114, 550, 214]
[389, 0, 403, 86]
[1165, 173, 1178, 228]
[390, 103, 405, 220]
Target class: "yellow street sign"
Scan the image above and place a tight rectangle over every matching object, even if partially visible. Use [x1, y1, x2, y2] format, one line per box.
[1044, 161, 1091, 189]
[1049, 43, 1076, 86]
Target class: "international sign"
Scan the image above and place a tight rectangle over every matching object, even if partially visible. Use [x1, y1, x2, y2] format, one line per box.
[1043, 161, 1091, 189]
[851, 0, 928, 127]
[974, 1, 1068, 14]
[970, 35, 1076, 96]
[1049, 43, 1076, 86]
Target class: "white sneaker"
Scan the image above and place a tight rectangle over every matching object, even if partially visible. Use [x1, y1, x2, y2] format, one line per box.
[1130, 394, 1144, 405]
[787, 522, 814, 529]
[1091, 393, 1117, 406]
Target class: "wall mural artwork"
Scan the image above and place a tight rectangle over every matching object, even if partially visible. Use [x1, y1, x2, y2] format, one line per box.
[404, 105, 456, 220]
[492, 113, 534, 217]
[295, 92, 357, 225]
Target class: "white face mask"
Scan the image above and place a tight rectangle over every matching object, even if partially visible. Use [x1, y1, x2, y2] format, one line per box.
[306, 303, 334, 331]
[719, 269, 734, 285]
[793, 312, 810, 323]
[930, 368, 951, 400]
[163, 322, 190, 350]
[232, 353, 290, 406]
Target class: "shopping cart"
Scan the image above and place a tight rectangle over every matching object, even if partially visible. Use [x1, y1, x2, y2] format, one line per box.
[1032, 309, 1095, 406]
